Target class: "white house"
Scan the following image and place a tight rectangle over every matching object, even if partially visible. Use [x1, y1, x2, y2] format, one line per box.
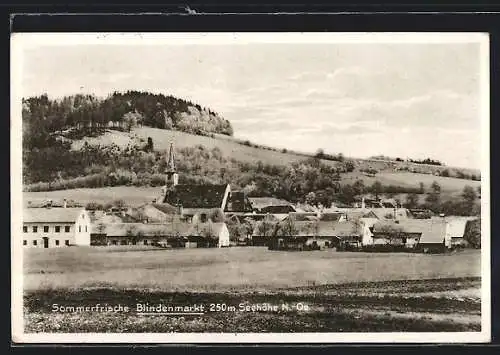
[22, 207, 91, 248]
[444, 216, 478, 249]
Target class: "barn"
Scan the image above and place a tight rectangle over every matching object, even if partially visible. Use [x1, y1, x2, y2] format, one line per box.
[22, 207, 91, 248]
[100, 222, 230, 248]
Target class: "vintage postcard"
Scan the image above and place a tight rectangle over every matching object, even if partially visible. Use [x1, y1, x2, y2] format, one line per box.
[11, 32, 490, 343]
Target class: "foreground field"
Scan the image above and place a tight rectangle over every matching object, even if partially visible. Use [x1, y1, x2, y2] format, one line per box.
[23, 247, 481, 292]
[22, 247, 481, 332]
[24, 277, 481, 333]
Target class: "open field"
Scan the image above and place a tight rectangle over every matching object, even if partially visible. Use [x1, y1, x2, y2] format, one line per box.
[23, 247, 481, 292]
[24, 186, 160, 207]
[23, 171, 480, 208]
[22, 247, 481, 332]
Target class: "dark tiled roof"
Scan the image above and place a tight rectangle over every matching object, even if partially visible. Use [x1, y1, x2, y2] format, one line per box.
[287, 212, 318, 221]
[248, 197, 294, 210]
[319, 212, 343, 222]
[162, 184, 229, 209]
[23, 208, 86, 223]
[150, 203, 179, 215]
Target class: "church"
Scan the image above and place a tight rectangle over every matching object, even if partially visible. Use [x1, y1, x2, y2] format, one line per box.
[151, 142, 232, 224]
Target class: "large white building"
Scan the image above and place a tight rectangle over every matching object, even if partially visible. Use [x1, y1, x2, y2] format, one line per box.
[22, 207, 91, 248]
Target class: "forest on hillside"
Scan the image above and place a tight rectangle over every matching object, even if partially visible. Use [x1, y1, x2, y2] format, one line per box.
[22, 91, 233, 149]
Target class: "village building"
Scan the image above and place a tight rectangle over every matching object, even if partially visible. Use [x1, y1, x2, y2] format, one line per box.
[155, 142, 231, 224]
[263, 220, 362, 251]
[128, 202, 182, 223]
[366, 218, 448, 253]
[99, 221, 230, 248]
[247, 197, 296, 215]
[443, 216, 478, 249]
[369, 219, 425, 251]
[417, 219, 448, 253]
[22, 207, 91, 248]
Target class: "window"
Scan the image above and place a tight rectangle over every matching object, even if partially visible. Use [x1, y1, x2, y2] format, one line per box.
[32, 226, 38, 233]
[112, 240, 117, 245]
[55, 240, 59, 246]
[85, 226, 87, 232]
[200, 213, 207, 223]
[144, 240, 148, 245]
[43, 226, 49, 233]
[121, 240, 127, 245]
[55, 226, 61, 233]
[65, 226, 70, 233]
[65, 240, 69, 246]
[23, 240, 27, 246]
[23, 226, 27, 233]
[79, 225, 81, 233]
[33, 240, 37, 246]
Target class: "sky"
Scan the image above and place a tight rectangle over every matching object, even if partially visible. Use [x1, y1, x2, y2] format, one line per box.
[16, 33, 487, 169]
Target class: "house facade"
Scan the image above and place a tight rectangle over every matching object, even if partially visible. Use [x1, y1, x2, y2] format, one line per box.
[22, 207, 91, 248]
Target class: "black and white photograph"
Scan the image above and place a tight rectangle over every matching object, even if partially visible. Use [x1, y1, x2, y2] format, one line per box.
[11, 32, 490, 343]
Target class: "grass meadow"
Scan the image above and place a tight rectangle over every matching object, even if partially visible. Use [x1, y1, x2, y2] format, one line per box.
[23, 247, 481, 292]
[22, 247, 482, 332]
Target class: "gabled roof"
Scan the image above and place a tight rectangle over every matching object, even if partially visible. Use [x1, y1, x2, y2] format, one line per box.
[288, 221, 360, 237]
[372, 219, 447, 244]
[319, 212, 343, 222]
[104, 222, 226, 238]
[287, 212, 319, 222]
[162, 184, 229, 209]
[420, 220, 447, 244]
[149, 203, 179, 215]
[23, 208, 86, 224]
[368, 208, 410, 220]
[248, 197, 294, 210]
[445, 217, 470, 238]
[343, 210, 366, 222]
[373, 219, 429, 234]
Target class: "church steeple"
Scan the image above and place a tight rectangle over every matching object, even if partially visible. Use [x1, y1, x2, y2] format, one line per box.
[165, 142, 179, 187]
[166, 142, 176, 173]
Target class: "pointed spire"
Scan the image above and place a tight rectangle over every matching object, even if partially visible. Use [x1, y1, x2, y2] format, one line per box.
[166, 142, 176, 173]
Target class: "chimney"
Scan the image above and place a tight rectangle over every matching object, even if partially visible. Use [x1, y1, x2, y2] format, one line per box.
[361, 197, 366, 209]
[63, 198, 67, 208]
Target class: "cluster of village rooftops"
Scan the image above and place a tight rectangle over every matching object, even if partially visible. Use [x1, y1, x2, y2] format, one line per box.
[22, 143, 479, 252]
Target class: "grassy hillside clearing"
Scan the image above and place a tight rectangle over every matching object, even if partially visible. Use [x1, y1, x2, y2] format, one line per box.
[24, 186, 160, 207]
[23, 169, 480, 207]
[71, 126, 480, 180]
[71, 127, 336, 168]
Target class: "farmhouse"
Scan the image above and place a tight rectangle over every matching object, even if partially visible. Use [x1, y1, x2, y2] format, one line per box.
[444, 216, 478, 249]
[100, 221, 230, 248]
[22, 207, 91, 248]
[369, 219, 425, 251]
[266, 220, 362, 251]
[367, 218, 448, 253]
[417, 219, 448, 253]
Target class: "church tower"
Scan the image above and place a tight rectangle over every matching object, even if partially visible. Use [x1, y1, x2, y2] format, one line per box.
[165, 142, 179, 187]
